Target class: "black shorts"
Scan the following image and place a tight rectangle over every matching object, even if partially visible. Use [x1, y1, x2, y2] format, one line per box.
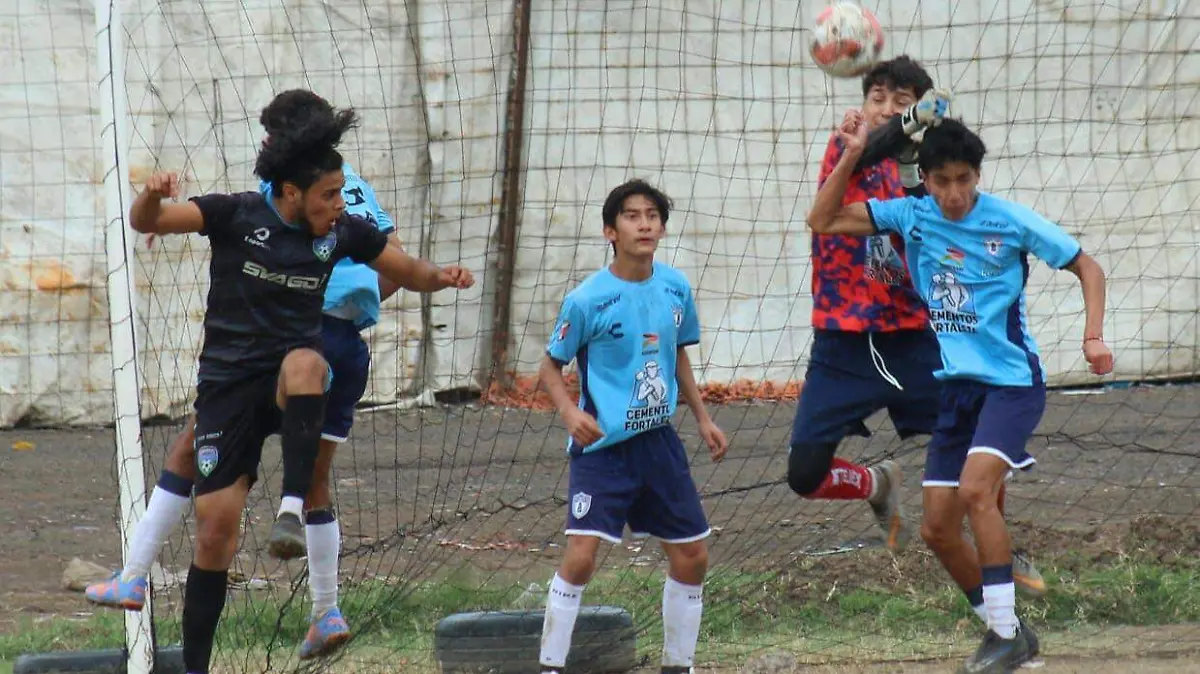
[192, 371, 283, 496]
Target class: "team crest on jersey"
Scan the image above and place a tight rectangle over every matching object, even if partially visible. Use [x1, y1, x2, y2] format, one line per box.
[984, 239, 1003, 256]
[312, 231, 338, 261]
[197, 445, 219, 477]
[571, 492, 592, 519]
[672, 305, 683, 328]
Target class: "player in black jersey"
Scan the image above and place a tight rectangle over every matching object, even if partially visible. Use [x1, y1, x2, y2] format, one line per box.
[128, 95, 474, 674]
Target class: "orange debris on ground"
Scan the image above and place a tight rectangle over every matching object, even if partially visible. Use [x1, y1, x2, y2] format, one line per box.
[480, 374, 803, 410]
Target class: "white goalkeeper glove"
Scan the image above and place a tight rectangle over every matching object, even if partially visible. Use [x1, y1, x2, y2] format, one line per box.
[896, 139, 921, 190]
[901, 88, 952, 137]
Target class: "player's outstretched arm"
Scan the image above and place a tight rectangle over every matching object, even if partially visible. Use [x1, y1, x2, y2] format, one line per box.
[377, 232, 407, 301]
[366, 245, 474, 293]
[1065, 252, 1114, 375]
[539, 355, 601, 448]
[675, 347, 727, 462]
[129, 172, 205, 235]
[806, 110, 876, 237]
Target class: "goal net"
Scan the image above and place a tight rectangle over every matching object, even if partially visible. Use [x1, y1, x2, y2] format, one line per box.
[6, 0, 1200, 671]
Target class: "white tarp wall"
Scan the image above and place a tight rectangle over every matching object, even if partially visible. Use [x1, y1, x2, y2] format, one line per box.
[1, 0, 1196, 426]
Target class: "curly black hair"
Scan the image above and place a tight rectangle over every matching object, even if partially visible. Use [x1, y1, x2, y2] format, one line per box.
[259, 89, 335, 135]
[254, 90, 358, 192]
[918, 118, 988, 173]
[861, 55, 934, 99]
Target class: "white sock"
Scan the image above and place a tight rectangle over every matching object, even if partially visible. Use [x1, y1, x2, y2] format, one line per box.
[972, 602, 989, 624]
[278, 496, 304, 520]
[123, 485, 190, 580]
[306, 515, 340, 618]
[983, 582, 1018, 639]
[539, 574, 584, 668]
[662, 577, 704, 667]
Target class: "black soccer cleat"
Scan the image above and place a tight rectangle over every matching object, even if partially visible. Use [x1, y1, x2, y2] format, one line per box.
[267, 512, 306, 560]
[661, 668, 693, 674]
[958, 627, 1032, 673]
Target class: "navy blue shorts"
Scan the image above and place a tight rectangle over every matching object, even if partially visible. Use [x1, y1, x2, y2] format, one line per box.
[565, 425, 710, 544]
[923, 380, 1046, 487]
[791, 329, 942, 446]
[320, 315, 371, 442]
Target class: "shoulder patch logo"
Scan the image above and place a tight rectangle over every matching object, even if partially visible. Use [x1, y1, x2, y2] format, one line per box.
[313, 231, 338, 261]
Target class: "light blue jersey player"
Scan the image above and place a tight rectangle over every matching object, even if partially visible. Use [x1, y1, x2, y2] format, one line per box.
[809, 115, 1113, 674]
[535, 181, 728, 674]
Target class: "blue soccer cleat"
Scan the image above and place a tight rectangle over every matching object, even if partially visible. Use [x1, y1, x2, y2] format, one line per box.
[85, 572, 148, 611]
[298, 607, 351, 659]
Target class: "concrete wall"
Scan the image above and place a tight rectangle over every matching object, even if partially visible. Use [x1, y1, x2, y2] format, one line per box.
[1, 0, 1196, 425]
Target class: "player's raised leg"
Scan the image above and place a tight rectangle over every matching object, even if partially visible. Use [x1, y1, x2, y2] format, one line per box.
[86, 421, 197, 610]
[786, 353, 908, 551]
[268, 348, 330, 560]
[296, 315, 371, 658]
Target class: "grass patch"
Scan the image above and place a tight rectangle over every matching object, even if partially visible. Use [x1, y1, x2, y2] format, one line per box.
[3, 555, 1199, 668]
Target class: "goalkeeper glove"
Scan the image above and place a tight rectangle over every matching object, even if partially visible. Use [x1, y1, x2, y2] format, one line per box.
[895, 139, 921, 190]
[900, 88, 952, 137]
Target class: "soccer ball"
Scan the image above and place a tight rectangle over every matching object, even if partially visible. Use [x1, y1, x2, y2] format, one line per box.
[809, 3, 885, 79]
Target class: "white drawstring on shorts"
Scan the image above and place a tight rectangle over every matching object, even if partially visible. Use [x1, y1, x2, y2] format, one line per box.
[869, 332, 905, 391]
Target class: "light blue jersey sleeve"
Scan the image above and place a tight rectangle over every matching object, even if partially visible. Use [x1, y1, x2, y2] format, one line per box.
[547, 294, 589, 365]
[680, 286, 700, 347]
[1009, 203, 1082, 269]
[866, 196, 918, 240]
[341, 165, 395, 235]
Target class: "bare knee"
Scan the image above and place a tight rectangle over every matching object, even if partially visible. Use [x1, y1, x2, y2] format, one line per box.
[665, 540, 708, 585]
[920, 518, 963, 551]
[194, 513, 239, 566]
[559, 537, 600, 585]
[279, 349, 328, 395]
[958, 479, 997, 513]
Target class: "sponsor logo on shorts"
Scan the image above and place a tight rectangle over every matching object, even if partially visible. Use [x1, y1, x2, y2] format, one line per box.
[571, 492, 592, 519]
[197, 445, 219, 477]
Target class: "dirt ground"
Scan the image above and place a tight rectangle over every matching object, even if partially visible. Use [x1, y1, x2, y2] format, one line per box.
[2, 384, 1199, 672]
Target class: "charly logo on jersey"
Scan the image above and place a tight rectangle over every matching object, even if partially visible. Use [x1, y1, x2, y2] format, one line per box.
[243, 227, 271, 249]
[197, 446, 219, 477]
[864, 235, 906, 285]
[626, 360, 670, 433]
[312, 231, 338, 261]
[927, 270, 978, 334]
[571, 492, 592, 519]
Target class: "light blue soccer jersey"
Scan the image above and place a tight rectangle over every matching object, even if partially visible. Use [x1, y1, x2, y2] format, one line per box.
[546, 262, 701, 454]
[867, 192, 1082, 387]
[258, 164, 395, 329]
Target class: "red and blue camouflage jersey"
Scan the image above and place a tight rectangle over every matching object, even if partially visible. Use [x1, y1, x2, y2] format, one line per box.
[810, 133, 929, 332]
